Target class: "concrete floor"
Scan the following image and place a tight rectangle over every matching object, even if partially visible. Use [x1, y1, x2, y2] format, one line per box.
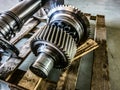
[0, 0, 120, 90]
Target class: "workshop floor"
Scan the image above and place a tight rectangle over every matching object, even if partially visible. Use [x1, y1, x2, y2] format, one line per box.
[0, 0, 120, 90]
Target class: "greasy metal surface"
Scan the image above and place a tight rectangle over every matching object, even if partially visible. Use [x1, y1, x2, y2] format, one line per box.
[30, 24, 77, 78]
[10, 0, 41, 23]
[0, 0, 41, 40]
[0, 0, 41, 65]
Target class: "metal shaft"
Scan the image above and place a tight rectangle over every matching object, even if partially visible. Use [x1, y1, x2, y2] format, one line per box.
[10, 0, 41, 24]
[0, 0, 41, 40]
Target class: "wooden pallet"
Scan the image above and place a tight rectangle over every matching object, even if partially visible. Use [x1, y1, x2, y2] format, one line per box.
[0, 14, 110, 90]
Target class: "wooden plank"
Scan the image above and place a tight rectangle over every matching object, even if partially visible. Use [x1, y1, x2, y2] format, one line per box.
[71, 39, 98, 62]
[91, 15, 111, 90]
[94, 15, 106, 41]
[35, 79, 57, 90]
[0, 28, 41, 80]
[18, 70, 41, 90]
[56, 59, 80, 90]
[7, 69, 26, 84]
[10, 17, 40, 44]
[0, 80, 27, 90]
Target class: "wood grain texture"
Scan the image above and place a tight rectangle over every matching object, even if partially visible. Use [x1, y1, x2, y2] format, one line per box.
[72, 39, 98, 62]
[35, 79, 57, 90]
[0, 80, 27, 90]
[7, 69, 26, 85]
[56, 60, 80, 90]
[18, 70, 41, 90]
[91, 15, 111, 90]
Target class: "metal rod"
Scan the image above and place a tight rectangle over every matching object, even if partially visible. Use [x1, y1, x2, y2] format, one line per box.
[10, 0, 41, 24]
[0, 0, 41, 40]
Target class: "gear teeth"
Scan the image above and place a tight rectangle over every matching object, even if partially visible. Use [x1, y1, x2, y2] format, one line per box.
[48, 5, 81, 18]
[34, 24, 77, 60]
[48, 4, 90, 44]
[48, 4, 88, 22]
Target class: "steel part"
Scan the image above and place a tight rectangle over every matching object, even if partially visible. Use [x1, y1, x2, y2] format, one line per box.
[30, 5, 90, 78]
[30, 24, 77, 78]
[0, 0, 42, 58]
[35, 0, 64, 22]
[0, 38, 19, 58]
[0, 0, 41, 40]
[48, 5, 90, 44]
[30, 53, 54, 78]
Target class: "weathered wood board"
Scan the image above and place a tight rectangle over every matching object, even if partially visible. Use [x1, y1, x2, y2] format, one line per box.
[91, 15, 111, 90]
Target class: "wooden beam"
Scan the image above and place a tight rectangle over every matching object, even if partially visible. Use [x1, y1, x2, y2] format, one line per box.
[34, 79, 57, 90]
[91, 15, 111, 90]
[56, 59, 80, 90]
[18, 70, 41, 90]
[7, 69, 26, 84]
[0, 80, 27, 90]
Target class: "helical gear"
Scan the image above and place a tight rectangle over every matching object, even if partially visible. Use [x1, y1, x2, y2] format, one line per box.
[30, 5, 90, 78]
[31, 24, 77, 68]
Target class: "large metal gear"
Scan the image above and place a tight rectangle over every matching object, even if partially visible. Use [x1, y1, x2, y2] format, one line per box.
[31, 24, 77, 60]
[30, 24, 77, 78]
[48, 5, 90, 44]
[30, 5, 90, 78]
[0, 0, 42, 61]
